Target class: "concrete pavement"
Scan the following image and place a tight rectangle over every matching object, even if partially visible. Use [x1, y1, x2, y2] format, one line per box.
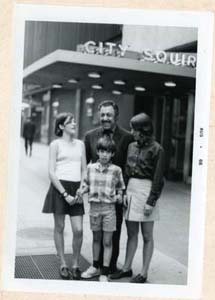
[16, 139, 190, 284]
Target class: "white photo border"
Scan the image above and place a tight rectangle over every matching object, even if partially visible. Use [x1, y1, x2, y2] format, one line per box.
[2, 4, 213, 299]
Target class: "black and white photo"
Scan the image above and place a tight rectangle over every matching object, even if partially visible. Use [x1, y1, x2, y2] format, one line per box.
[2, 5, 213, 299]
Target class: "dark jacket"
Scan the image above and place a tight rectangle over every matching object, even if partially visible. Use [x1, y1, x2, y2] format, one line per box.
[84, 125, 133, 172]
[23, 120, 36, 139]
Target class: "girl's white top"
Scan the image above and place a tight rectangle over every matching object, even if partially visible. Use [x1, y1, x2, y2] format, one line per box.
[55, 138, 83, 182]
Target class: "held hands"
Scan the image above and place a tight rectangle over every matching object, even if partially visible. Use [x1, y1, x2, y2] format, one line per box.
[123, 194, 128, 208]
[115, 194, 123, 204]
[65, 194, 76, 206]
[74, 189, 83, 204]
[144, 203, 153, 216]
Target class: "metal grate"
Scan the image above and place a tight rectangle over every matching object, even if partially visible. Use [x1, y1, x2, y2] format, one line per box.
[15, 256, 43, 279]
[15, 254, 91, 280]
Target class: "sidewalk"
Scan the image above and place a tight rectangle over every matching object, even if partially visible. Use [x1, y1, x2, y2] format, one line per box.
[16, 140, 190, 285]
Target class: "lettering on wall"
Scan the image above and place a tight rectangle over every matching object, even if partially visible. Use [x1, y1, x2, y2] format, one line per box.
[77, 41, 197, 68]
[77, 41, 129, 57]
[140, 50, 196, 68]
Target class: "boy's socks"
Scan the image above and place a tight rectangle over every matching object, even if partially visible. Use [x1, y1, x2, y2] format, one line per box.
[101, 266, 109, 275]
[93, 260, 100, 269]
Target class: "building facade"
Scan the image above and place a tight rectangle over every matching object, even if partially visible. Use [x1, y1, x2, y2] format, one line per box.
[22, 21, 197, 183]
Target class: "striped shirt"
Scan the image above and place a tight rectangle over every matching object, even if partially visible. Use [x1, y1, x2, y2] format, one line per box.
[83, 162, 125, 203]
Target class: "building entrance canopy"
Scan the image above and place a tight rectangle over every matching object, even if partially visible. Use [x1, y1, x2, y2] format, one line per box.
[23, 49, 195, 96]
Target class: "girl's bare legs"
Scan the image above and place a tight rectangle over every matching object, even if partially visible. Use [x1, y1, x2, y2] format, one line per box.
[54, 214, 66, 267]
[140, 221, 154, 278]
[123, 221, 139, 271]
[70, 215, 83, 268]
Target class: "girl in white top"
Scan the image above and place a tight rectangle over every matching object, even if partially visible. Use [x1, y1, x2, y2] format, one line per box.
[43, 112, 86, 280]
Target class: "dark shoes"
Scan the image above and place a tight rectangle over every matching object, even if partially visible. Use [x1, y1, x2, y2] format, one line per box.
[59, 266, 81, 280]
[59, 266, 70, 280]
[70, 267, 81, 280]
[109, 266, 119, 275]
[110, 269, 133, 280]
[130, 274, 147, 283]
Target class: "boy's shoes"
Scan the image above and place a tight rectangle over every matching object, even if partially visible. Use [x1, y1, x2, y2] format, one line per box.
[130, 274, 147, 283]
[70, 267, 81, 280]
[81, 266, 100, 279]
[109, 269, 133, 280]
[99, 275, 109, 282]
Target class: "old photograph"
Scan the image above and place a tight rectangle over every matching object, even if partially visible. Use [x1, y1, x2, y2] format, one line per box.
[2, 5, 213, 298]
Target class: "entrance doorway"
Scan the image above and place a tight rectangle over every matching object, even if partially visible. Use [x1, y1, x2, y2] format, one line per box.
[162, 95, 194, 183]
[134, 93, 194, 183]
[169, 97, 188, 180]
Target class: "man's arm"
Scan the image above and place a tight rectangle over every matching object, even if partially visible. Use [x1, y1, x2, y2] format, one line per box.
[121, 133, 133, 178]
[84, 133, 91, 164]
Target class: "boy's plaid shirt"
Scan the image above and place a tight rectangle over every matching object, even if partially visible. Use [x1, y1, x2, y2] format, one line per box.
[82, 162, 125, 203]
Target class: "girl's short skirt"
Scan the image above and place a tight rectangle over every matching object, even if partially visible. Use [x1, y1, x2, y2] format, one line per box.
[124, 178, 159, 222]
[42, 180, 84, 216]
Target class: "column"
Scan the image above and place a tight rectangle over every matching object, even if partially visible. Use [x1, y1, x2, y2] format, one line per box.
[48, 90, 53, 144]
[183, 92, 194, 183]
[152, 96, 157, 139]
[75, 89, 81, 138]
[160, 96, 166, 146]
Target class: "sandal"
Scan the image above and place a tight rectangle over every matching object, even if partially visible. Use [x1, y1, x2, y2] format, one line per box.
[59, 265, 70, 279]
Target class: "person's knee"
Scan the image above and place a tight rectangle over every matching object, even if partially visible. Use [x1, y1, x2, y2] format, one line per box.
[103, 236, 112, 248]
[128, 231, 138, 241]
[143, 232, 153, 243]
[55, 222, 65, 234]
[73, 228, 83, 239]
[93, 231, 101, 243]
[127, 224, 138, 239]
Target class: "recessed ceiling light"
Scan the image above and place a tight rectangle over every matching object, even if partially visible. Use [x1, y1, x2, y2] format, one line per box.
[88, 72, 101, 78]
[52, 84, 62, 89]
[112, 90, 122, 95]
[164, 81, 176, 87]
[86, 97, 95, 104]
[92, 84, 103, 89]
[113, 80, 126, 85]
[68, 78, 79, 83]
[134, 86, 146, 92]
[52, 101, 59, 108]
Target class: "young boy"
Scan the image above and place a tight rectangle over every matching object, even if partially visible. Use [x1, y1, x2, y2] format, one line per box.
[80, 136, 125, 282]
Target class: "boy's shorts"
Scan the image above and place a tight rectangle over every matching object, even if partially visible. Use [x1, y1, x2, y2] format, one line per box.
[89, 202, 116, 232]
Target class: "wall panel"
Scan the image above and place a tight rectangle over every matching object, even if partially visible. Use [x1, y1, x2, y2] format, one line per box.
[24, 21, 121, 68]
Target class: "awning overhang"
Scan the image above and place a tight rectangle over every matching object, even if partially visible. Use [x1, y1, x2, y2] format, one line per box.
[23, 49, 196, 96]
